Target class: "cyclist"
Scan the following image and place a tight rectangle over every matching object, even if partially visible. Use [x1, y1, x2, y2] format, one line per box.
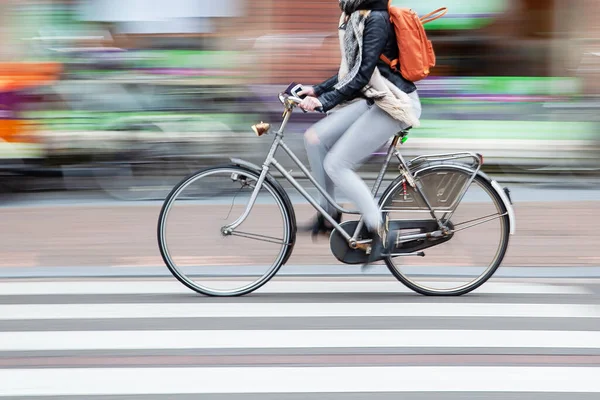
[298, 0, 422, 262]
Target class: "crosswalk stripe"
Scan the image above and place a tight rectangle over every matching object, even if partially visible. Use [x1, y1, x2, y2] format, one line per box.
[0, 280, 591, 295]
[1, 277, 597, 397]
[1, 302, 597, 320]
[1, 366, 599, 396]
[1, 329, 599, 352]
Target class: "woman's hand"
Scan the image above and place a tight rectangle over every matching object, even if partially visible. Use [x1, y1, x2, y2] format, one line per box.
[298, 86, 316, 97]
[299, 96, 323, 112]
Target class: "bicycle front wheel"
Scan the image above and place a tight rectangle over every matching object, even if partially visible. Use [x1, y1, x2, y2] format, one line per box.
[157, 165, 295, 296]
[379, 165, 510, 296]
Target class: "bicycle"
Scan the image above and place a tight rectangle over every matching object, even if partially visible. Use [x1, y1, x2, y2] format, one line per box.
[157, 91, 516, 297]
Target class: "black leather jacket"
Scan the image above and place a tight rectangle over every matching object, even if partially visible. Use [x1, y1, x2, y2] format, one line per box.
[313, 10, 416, 112]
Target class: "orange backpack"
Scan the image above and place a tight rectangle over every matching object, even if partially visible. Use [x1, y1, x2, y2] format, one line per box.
[380, 2, 447, 82]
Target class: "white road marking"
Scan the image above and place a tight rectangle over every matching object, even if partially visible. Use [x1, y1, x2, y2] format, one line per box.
[1, 367, 599, 396]
[0, 302, 597, 320]
[1, 329, 599, 352]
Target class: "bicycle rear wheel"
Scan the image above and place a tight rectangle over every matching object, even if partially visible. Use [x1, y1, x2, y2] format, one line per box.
[157, 165, 295, 296]
[379, 165, 510, 296]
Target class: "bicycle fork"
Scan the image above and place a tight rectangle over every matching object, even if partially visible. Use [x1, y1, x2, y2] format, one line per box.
[221, 112, 294, 235]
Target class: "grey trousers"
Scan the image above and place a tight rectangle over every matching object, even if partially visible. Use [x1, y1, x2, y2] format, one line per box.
[304, 91, 422, 231]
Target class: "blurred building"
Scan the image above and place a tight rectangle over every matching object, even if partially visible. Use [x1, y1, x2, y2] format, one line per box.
[2, 0, 599, 93]
[239, 0, 600, 97]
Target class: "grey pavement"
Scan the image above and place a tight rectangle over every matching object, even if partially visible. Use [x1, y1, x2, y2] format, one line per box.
[0, 183, 599, 278]
[7, 396, 600, 400]
[2, 265, 600, 280]
[3, 181, 600, 208]
[0, 276, 598, 398]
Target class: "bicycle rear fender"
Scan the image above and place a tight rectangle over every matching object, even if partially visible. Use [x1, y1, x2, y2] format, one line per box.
[424, 164, 515, 235]
[477, 170, 516, 235]
[380, 163, 515, 235]
[230, 158, 298, 264]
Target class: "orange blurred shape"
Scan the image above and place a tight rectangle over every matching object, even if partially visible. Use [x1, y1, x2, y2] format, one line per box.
[0, 62, 60, 143]
[0, 62, 62, 91]
[0, 119, 39, 144]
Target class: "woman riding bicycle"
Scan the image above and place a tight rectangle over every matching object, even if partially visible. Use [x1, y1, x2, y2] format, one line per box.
[298, 0, 422, 262]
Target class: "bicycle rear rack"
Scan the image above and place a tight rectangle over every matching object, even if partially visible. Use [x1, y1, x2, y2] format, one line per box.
[407, 152, 484, 171]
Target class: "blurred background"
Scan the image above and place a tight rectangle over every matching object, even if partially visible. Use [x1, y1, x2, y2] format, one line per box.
[0, 0, 598, 202]
[0, 0, 599, 272]
[2, 3, 599, 393]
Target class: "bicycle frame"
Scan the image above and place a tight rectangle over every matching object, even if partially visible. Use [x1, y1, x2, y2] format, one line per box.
[223, 95, 484, 249]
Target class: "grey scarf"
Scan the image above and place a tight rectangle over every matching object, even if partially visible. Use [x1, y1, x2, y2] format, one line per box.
[335, 0, 382, 91]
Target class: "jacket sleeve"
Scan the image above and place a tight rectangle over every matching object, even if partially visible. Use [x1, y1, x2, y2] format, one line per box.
[317, 12, 389, 112]
[313, 74, 338, 97]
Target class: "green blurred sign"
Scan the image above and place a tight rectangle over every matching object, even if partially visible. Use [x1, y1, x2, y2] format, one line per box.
[134, 50, 237, 70]
[391, 0, 509, 30]
[418, 77, 582, 96]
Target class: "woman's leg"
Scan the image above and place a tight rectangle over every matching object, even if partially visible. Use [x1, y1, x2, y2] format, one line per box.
[323, 93, 422, 232]
[304, 100, 370, 215]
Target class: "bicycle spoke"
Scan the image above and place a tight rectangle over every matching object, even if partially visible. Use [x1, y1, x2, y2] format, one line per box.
[451, 212, 507, 233]
[229, 231, 287, 246]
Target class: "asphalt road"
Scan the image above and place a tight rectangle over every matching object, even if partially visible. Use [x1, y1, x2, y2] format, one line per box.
[0, 276, 599, 398]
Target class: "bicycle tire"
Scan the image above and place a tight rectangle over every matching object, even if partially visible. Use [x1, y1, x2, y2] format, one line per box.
[157, 164, 296, 296]
[379, 164, 511, 296]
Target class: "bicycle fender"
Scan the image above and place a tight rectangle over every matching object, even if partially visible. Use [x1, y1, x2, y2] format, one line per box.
[476, 170, 516, 235]
[230, 158, 261, 173]
[230, 158, 298, 263]
[425, 166, 515, 236]
[380, 163, 515, 236]
[490, 180, 516, 235]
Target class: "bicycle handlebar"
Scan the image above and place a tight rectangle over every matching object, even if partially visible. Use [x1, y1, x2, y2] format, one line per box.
[278, 92, 324, 113]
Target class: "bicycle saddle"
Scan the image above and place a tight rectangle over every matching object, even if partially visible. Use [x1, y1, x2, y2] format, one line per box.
[396, 127, 412, 137]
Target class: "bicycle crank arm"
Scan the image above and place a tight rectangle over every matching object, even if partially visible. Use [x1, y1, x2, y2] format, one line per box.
[396, 230, 446, 243]
[389, 251, 426, 257]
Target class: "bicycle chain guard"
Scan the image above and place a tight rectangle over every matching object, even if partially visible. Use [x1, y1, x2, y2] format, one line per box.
[330, 220, 455, 265]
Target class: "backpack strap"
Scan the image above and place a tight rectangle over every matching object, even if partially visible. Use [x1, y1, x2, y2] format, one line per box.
[381, 1, 399, 72]
[380, 54, 398, 72]
[420, 7, 447, 24]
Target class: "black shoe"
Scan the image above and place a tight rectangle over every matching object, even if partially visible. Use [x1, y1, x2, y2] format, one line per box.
[365, 215, 392, 265]
[301, 211, 342, 239]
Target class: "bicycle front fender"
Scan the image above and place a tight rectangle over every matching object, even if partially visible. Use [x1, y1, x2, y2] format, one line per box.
[230, 158, 298, 263]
